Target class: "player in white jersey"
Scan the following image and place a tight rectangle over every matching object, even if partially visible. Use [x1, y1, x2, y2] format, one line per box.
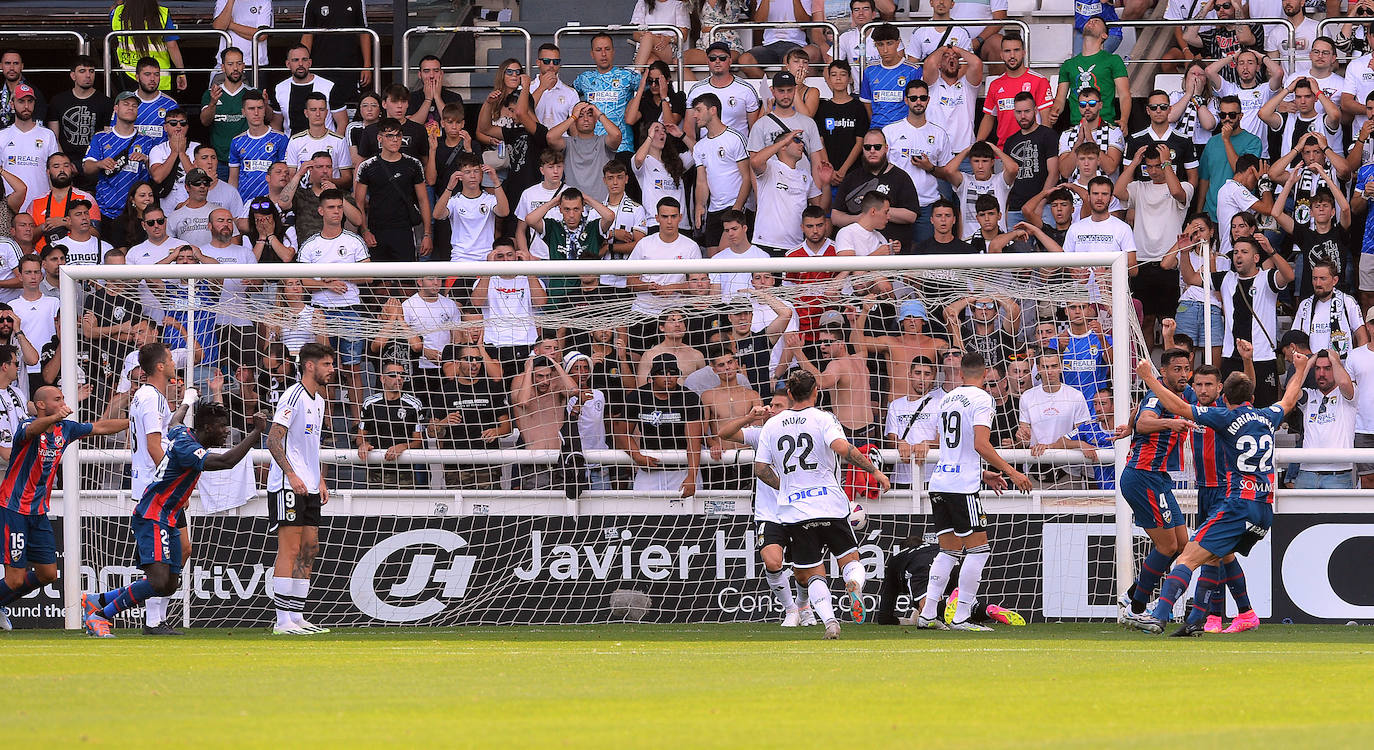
[754, 370, 890, 639]
[265, 342, 335, 635]
[912, 351, 1031, 631]
[720, 390, 818, 627]
[128, 343, 188, 635]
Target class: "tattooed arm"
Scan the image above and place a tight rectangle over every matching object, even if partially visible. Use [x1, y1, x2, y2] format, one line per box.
[753, 461, 781, 490]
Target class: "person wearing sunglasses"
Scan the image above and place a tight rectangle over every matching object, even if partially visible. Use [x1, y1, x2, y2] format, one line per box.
[833, 129, 917, 252]
[1126, 90, 1198, 189]
[530, 43, 575, 129]
[883, 79, 951, 244]
[1056, 86, 1125, 179]
[1052, 18, 1129, 128]
[572, 34, 641, 153]
[686, 41, 762, 138]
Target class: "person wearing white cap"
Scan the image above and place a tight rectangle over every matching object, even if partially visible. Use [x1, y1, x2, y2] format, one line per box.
[564, 351, 611, 490]
[851, 296, 948, 404]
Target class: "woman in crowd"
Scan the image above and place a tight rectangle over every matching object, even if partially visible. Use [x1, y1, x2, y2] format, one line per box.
[630, 0, 692, 68]
[348, 91, 384, 169]
[633, 120, 694, 230]
[478, 58, 528, 147]
[103, 180, 159, 250]
[110, 0, 188, 91]
[626, 60, 686, 149]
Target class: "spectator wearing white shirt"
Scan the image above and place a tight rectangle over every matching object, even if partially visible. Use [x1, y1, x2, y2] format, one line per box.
[882, 79, 952, 243]
[1295, 349, 1357, 488]
[212, 0, 273, 68]
[1057, 87, 1125, 180]
[689, 93, 750, 250]
[1207, 236, 1293, 406]
[686, 45, 762, 138]
[626, 198, 703, 339]
[1115, 143, 1193, 350]
[749, 128, 822, 256]
[403, 276, 461, 376]
[284, 92, 352, 187]
[907, 0, 974, 62]
[515, 151, 566, 261]
[1341, 312, 1374, 489]
[952, 0, 1010, 62]
[709, 211, 769, 302]
[629, 0, 691, 67]
[939, 141, 1017, 240]
[1215, 154, 1273, 257]
[530, 44, 577, 129]
[1268, 0, 1319, 75]
[0, 84, 57, 212]
[884, 356, 941, 488]
[834, 0, 882, 73]
[1017, 351, 1094, 489]
[600, 160, 650, 291]
[1293, 260, 1366, 359]
[471, 241, 547, 381]
[920, 45, 983, 160]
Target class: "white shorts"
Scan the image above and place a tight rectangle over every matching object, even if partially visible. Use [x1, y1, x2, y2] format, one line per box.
[633, 468, 689, 494]
[1360, 254, 1374, 292]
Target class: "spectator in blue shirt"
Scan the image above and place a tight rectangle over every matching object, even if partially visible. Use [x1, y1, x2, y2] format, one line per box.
[572, 34, 641, 153]
[859, 24, 921, 130]
[1074, 0, 1123, 55]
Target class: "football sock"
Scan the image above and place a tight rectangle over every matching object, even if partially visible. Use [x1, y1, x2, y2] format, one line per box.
[807, 577, 836, 624]
[1222, 559, 1251, 612]
[145, 597, 166, 627]
[101, 579, 156, 620]
[920, 551, 961, 620]
[0, 570, 40, 607]
[795, 576, 810, 610]
[273, 576, 302, 628]
[1131, 549, 1174, 613]
[841, 560, 866, 591]
[953, 545, 990, 623]
[764, 567, 795, 610]
[1199, 564, 1225, 617]
[291, 579, 310, 626]
[1186, 567, 1223, 626]
[1151, 563, 1194, 623]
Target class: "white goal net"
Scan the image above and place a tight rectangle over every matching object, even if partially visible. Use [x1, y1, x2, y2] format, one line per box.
[56, 251, 1144, 628]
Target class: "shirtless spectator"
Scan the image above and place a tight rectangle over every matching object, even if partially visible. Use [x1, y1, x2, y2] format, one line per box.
[700, 344, 762, 490]
[636, 309, 706, 385]
[851, 297, 946, 403]
[799, 324, 876, 443]
[512, 353, 577, 490]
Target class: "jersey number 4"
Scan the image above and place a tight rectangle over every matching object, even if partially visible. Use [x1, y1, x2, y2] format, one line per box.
[1236, 434, 1274, 474]
[776, 433, 817, 474]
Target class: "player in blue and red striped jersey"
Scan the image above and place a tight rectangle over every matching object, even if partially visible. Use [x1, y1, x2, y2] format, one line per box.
[1126, 352, 1313, 635]
[81, 400, 265, 637]
[1118, 348, 1197, 623]
[0, 387, 127, 631]
[1180, 364, 1256, 635]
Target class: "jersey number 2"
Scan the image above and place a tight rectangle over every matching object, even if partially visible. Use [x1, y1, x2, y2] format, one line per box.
[777, 433, 817, 473]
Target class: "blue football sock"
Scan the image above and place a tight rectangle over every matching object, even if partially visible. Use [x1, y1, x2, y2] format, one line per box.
[0, 570, 41, 607]
[1151, 564, 1194, 623]
[1132, 549, 1174, 609]
[1199, 565, 1225, 617]
[1186, 567, 1222, 626]
[101, 579, 156, 620]
[1223, 559, 1251, 612]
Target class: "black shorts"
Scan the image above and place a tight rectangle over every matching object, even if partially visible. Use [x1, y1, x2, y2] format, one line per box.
[756, 519, 789, 550]
[783, 517, 859, 569]
[267, 489, 323, 530]
[1129, 261, 1181, 318]
[930, 491, 987, 537]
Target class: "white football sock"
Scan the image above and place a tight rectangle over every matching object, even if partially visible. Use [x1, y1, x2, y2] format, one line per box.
[842, 560, 866, 590]
[144, 596, 165, 627]
[273, 576, 297, 629]
[953, 548, 990, 623]
[807, 577, 836, 624]
[291, 578, 310, 626]
[765, 568, 795, 610]
[795, 575, 810, 608]
[920, 551, 960, 620]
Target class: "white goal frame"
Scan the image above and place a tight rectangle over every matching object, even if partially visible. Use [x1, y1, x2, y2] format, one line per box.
[58, 252, 1135, 630]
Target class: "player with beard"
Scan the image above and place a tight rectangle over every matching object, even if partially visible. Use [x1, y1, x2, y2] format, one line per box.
[832, 130, 919, 250]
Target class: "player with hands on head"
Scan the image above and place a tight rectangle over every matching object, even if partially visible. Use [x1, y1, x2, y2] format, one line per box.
[81, 395, 267, 637]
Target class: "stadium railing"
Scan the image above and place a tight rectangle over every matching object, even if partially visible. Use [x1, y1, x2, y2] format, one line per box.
[554, 24, 687, 91]
[400, 26, 533, 88]
[251, 27, 382, 94]
[856, 20, 1033, 79]
[102, 28, 234, 95]
[706, 20, 842, 69]
[1104, 18, 1297, 70]
[0, 30, 89, 75]
[1317, 17, 1370, 65]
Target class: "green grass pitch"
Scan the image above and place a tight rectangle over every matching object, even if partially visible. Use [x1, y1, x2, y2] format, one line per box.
[3, 623, 1372, 748]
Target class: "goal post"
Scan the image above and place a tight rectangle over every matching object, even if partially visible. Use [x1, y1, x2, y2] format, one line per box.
[57, 251, 1136, 630]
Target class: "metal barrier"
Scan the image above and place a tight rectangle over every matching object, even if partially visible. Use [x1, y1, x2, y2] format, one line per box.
[709, 20, 841, 54]
[1105, 18, 1296, 70]
[554, 24, 686, 91]
[1317, 16, 1371, 64]
[0, 30, 89, 75]
[401, 26, 532, 87]
[104, 28, 233, 95]
[252, 27, 381, 93]
[858, 20, 1030, 78]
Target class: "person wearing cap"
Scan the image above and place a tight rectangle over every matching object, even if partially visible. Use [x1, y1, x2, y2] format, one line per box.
[746, 72, 830, 188]
[749, 127, 822, 257]
[0, 51, 46, 131]
[565, 350, 612, 490]
[84, 90, 156, 221]
[167, 168, 220, 247]
[686, 42, 762, 138]
[44, 199, 107, 268]
[852, 296, 948, 404]
[0, 83, 57, 213]
[428, 343, 512, 491]
[611, 352, 704, 498]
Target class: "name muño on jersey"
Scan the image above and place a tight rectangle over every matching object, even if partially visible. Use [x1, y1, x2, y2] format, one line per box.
[925, 386, 993, 494]
[756, 407, 847, 524]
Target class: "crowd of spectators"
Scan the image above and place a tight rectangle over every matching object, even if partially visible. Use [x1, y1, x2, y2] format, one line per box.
[8, 0, 1374, 494]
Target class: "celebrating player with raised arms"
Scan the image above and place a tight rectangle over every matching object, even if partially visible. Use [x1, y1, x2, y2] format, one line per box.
[1118, 348, 1196, 624]
[82, 400, 266, 637]
[912, 351, 1031, 632]
[128, 341, 185, 635]
[0, 387, 127, 631]
[266, 342, 335, 635]
[754, 370, 890, 640]
[1126, 353, 1312, 635]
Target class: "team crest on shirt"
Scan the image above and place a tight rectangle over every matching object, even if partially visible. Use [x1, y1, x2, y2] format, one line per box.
[397, 408, 407, 419]
[34, 138, 43, 147]
[113, 306, 126, 321]
[266, 143, 275, 153]
[728, 96, 737, 107]
[612, 79, 622, 88]
[717, 147, 725, 157]
[338, 246, 348, 255]
[927, 135, 935, 144]
[157, 108, 167, 119]
[321, 5, 330, 15]
[479, 204, 489, 214]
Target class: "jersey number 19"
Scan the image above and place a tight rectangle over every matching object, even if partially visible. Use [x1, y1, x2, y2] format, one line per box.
[942, 411, 962, 449]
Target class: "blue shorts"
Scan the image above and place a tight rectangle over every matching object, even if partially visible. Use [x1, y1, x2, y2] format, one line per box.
[1, 508, 56, 567]
[1174, 300, 1224, 350]
[1197, 485, 1227, 520]
[132, 515, 183, 574]
[1120, 468, 1185, 530]
[1194, 498, 1273, 558]
[321, 306, 366, 365]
